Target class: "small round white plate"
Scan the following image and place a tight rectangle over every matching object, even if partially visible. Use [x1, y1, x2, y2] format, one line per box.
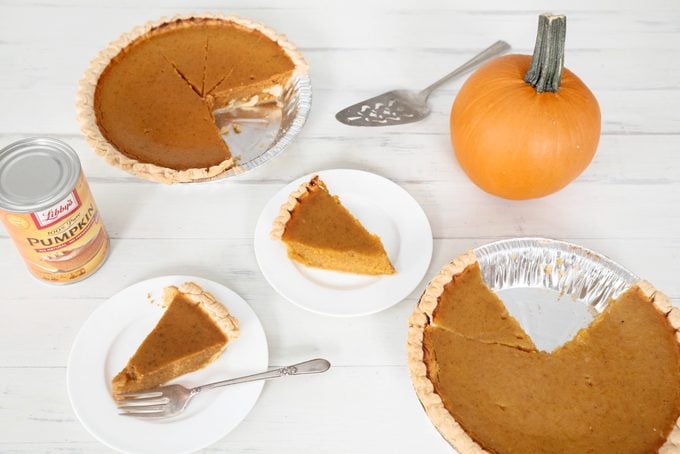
[67, 276, 268, 454]
[254, 169, 433, 317]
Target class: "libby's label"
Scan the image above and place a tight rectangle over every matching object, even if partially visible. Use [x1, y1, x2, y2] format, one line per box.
[31, 190, 81, 229]
[1, 173, 109, 284]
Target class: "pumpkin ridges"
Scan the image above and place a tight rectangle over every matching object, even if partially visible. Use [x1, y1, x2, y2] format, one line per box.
[451, 55, 527, 129]
[457, 93, 598, 198]
[457, 103, 536, 196]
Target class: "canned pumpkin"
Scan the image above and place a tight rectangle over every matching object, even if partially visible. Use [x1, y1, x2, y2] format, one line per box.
[0, 138, 109, 283]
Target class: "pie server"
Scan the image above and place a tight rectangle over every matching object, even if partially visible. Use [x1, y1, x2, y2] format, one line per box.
[335, 40, 510, 127]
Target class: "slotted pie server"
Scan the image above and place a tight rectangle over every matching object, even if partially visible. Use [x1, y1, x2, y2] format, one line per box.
[335, 40, 510, 126]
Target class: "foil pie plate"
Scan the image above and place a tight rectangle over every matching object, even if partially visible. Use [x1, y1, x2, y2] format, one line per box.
[198, 73, 312, 182]
[471, 237, 639, 352]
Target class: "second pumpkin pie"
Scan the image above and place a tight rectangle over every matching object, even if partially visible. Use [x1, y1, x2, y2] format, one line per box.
[408, 251, 680, 453]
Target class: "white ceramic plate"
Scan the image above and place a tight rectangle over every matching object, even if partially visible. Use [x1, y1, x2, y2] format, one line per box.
[254, 169, 433, 317]
[67, 276, 268, 454]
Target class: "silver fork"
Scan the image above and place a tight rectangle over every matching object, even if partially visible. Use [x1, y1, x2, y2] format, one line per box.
[117, 358, 331, 419]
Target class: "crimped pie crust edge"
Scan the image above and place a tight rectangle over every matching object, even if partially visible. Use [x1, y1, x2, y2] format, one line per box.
[270, 175, 320, 240]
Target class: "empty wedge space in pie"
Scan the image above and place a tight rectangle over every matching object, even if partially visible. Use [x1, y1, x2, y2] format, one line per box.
[407, 251, 680, 453]
[77, 14, 307, 183]
[112, 282, 239, 398]
[270, 175, 396, 275]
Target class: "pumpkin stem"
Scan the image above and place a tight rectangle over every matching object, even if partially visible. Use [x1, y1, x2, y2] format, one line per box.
[524, 13, 566, 93]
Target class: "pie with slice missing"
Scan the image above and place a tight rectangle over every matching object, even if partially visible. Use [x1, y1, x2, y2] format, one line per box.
[407, 251, 680, 453]
[271, 175, 396, 275]
[111, 282, 239, 398]
[77, 14, 306, 183]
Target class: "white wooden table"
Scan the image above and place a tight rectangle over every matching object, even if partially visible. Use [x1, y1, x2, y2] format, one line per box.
[1, 0, 679, 452]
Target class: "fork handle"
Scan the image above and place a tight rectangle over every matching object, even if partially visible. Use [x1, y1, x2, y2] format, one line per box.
[192, 358, 331, 394]
[419, 40, 511, 100]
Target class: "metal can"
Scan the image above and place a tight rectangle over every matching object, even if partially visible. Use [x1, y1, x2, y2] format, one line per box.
[0, 138, 109, 284]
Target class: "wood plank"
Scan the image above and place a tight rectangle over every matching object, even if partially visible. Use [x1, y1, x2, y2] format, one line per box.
[2, 4, 679, 53]
[1, 6, 680, 134]
[2, 123, 680, 241]
[2, 0, 677, 10]
[3, 44, 679, 94]
[0, 365, 451, 453]
[0, 442, 106, 454]
[0, 174, 676, 241]
[2, 86, 679, 136]
[2, 133, 679, 185]
[1, 238, 678, 369]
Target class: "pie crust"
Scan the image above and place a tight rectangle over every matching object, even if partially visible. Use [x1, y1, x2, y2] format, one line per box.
[270, 175, 320, 240]
[406, 251, 680, 453]
[77, 13, 308, 183]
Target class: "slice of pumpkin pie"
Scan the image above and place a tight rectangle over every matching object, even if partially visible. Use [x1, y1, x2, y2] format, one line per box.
[111, 282, 239, 398]
[271, 176, 395, 275]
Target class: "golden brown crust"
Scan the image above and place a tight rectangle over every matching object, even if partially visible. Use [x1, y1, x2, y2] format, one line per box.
[163, 282, 240, 346]
[660, 418, 680, 454]
[270, 175, 321, 240]
[627, 282, 680, 453]
[407, 250, 487, 453]
[414, 251, 477, 323]
[406, 252, 680, 453]
[77, 13, 308, 184]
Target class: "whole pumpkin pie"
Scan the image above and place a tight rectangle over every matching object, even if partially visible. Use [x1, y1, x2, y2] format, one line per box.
[112, 282, 239, 398]
[407, 251, 680, 453]
[77, 14, 306, 183]
[271, 175, 396, 275]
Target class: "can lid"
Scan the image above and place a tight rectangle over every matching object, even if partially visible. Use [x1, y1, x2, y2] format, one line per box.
[0, 138, 82, 213]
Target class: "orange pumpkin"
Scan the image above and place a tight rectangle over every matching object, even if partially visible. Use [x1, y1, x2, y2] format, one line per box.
[450, 14, 601, 200]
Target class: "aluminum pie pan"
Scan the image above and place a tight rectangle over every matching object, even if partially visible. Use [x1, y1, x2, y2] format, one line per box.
[470, 237, 639, 352]
[196, 73, 312, 182]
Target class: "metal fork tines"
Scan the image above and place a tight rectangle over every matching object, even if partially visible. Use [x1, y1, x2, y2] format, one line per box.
[116, 358, 331, 419]
[117, 387, 187, 418]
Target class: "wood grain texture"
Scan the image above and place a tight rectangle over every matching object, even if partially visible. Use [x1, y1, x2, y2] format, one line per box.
[1, 0, 679, 452]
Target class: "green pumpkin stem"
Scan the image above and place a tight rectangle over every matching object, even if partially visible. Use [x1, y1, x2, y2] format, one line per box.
[524, 13, 566, 93]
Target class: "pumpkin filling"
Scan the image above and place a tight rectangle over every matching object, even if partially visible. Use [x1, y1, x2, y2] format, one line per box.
[111, 282, 239, 398]
[277, 176, 396, 275]
[423, 263, 680, 453]
[94, 18, 296, 172]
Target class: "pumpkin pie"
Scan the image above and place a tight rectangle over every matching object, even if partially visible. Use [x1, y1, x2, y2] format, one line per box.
[407, 251, 680, 453]
[77, 14, 307, 183]
[112, 282, 239, 398]
[271, 176, 396, 275]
